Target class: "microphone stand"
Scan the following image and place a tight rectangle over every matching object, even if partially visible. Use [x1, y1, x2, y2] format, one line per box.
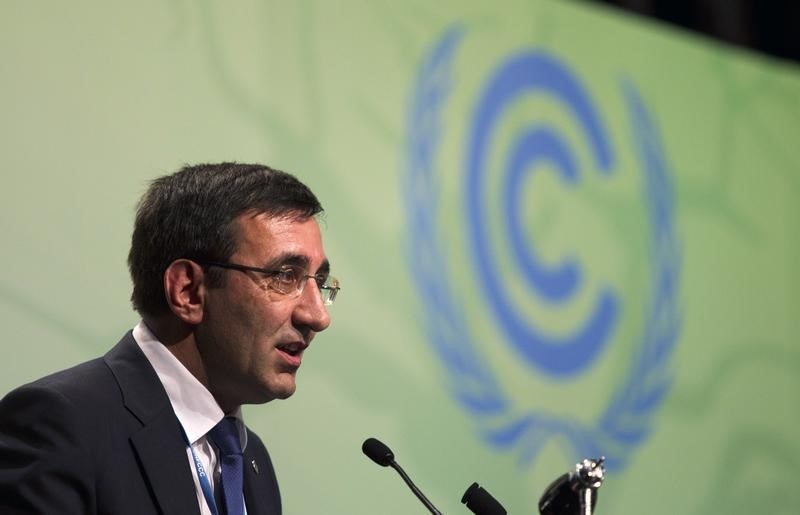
[572, 457, 605, 515]
[538, 457, 605, 515]
[389, 461, 442, 515]
[361, 437, 443, 515]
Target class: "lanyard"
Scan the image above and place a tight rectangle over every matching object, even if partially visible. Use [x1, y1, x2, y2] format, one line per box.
[183, 428, 220, 515]
[182, 426, 249, 515]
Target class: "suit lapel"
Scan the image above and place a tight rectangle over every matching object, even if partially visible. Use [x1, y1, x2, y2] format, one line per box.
[242, 429, 282, 515]
[243, 446, 271, 515]
[105, 333, 201, 515]
[130, 412, 201, 515]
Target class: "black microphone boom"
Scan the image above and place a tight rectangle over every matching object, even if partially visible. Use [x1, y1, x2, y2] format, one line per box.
[361, 437, 443, 515]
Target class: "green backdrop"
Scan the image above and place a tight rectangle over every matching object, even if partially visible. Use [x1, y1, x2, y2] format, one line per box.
[1, 1, 798, 513]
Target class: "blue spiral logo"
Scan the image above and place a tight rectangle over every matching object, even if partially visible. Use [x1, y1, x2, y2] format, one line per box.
[466, 52, 618, 377]
[405, 26, 681, 470]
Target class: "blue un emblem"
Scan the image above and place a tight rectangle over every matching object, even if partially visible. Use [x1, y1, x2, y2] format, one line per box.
[404, 27, 681, 470]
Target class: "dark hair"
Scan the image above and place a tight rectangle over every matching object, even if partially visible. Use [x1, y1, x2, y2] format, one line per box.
[128, 162, 323, 316]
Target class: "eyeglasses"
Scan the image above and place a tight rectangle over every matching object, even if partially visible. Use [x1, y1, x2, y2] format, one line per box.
[198, 260, 340, 306]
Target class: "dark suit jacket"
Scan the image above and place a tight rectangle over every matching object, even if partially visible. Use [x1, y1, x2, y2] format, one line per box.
[0, 332, 282, 514]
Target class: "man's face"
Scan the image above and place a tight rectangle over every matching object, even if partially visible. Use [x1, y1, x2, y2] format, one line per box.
[196, 212, 332, 410]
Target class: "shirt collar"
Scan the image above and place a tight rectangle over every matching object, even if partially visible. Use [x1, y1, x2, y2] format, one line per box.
[133, 320, 248, 450]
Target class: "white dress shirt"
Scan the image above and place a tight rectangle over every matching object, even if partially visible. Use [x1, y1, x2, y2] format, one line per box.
[133, 321, 248, 515]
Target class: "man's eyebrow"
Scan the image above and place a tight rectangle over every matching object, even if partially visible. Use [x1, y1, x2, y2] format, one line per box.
[265, 254, 330, 274]
[265, 254, 309, 269]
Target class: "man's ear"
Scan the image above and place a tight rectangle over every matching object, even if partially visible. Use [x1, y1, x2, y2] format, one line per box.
[163, 259, 206, 325]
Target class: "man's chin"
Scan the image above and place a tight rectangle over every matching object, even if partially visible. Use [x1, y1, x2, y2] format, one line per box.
[273, 388, 295, 400]
[265, 376, 297, 401]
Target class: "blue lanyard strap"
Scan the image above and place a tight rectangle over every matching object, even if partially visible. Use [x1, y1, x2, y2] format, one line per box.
[182, 427, 220, 515]
[181, 424, 249, 515]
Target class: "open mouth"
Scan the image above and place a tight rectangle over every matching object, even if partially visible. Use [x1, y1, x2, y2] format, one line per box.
[276, 342, 304, 366]
[276, 342, 303, 356]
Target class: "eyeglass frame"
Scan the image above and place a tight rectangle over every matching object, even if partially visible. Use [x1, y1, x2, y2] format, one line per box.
[196, 260, 340, 306]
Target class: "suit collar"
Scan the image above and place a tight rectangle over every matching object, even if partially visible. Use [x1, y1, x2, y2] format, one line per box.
[104, 332, 201, 515]
[104, 331, 171, 424]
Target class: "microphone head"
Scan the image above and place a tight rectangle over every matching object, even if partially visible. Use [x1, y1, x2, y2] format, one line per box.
[462, 482, 507, 515]
[362, 437, 395, 466]
[538, 473, 597, 515]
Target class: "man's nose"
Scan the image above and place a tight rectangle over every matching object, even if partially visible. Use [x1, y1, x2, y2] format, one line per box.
[293, 277, 332, 332]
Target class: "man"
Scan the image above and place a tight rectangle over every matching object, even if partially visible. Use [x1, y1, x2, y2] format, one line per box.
[0, 162, 339, 514]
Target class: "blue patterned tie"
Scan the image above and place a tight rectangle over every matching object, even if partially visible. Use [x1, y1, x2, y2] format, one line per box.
[209, 417, 244, 515]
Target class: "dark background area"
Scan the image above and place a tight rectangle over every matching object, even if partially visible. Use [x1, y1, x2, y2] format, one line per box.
[585, 0, 800, 65]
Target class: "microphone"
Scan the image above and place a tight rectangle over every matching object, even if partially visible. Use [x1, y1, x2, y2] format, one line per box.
[361, 437, 443, 515]
[362, 437, 394, 466]
[461, 482, 507, 515]
[538, 457, 605, 515]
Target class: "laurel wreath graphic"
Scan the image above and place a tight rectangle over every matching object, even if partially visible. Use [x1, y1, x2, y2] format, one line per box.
[404, 27, 681, 470]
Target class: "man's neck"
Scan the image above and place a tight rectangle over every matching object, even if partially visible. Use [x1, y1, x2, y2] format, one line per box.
[142, 316, 240, 414]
